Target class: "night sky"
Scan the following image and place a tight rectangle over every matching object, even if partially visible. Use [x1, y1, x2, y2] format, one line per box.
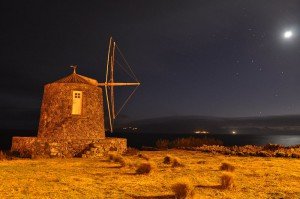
[1, 1, 300, 129]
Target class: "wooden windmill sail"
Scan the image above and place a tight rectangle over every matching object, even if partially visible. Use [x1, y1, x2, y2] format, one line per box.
[98, 37, 140, 132]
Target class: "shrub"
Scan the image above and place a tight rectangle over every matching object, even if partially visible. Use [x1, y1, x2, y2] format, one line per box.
[220, 162, 235, 171]
[263, 144, 283, 151]
[171, 178, 194, 199]
[220, 173, 234, 189]
[138, 153, 150, 161]
[257, 151, 271, 157]
[171, 137, 223, 148]
[136, 162, 154, 174]
[156, 139, 169, 149]
[291, 153, 300, 158]
[172, 157, 184, 167]
[163, 155, 173, 164]
[0, 151, 6, 160]
[275, 151, 286, 157]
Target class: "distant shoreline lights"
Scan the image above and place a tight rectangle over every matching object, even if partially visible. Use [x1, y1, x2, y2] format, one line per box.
[194, 130, 209, 134]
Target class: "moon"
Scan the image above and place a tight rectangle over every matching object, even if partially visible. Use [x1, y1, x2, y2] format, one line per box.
[283, 30, 293, 39]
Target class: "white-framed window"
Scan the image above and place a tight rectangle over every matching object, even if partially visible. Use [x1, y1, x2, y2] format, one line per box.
[72, 91, 82, 115]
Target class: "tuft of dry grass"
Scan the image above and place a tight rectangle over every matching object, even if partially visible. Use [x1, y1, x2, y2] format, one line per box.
[197, 160, 206, 164]
[172, 157, 184, 167]
[220, 162, 235, 171]
[171, 178, 194, 199]
[124, 147, 139, 156]
[163, 155, 173, 164]
[0, 151, 6, 161]
[108, 153, 126, 167]
[136, 162, 154, 174]
[220, 172, 234, 189]
[138, 153, 150, 161]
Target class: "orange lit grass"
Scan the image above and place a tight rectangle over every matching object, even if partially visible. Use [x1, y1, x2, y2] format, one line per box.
[0, 150, 299, 198]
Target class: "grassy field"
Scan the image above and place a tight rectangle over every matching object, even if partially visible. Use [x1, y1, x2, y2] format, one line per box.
[0, 150, 299, 199]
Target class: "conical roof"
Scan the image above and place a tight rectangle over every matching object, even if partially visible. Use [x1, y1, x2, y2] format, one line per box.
[54, 71, 99, 86]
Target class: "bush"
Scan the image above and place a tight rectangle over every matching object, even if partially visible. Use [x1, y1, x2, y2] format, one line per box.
[275, 151, 286, 157]
[220, 162, 235, 171]
[171, 178, 194, 199]
[163, 155, 173, 164]
[136, 162, 154, 174]
[171, 137, 223, 148]
[156, 139, 169, 149]
[263, 144, 283, 151]
[172, 157, 184, 167]
[220, 173, 234, 189]
[257, 151, 271, 157]
[291, 153, 300, 158]
[0, 151, 6, 160]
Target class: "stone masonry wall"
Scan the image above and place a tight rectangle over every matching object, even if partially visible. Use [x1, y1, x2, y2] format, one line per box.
[37, 83, 105, 139]
[11, 137, 127, 158]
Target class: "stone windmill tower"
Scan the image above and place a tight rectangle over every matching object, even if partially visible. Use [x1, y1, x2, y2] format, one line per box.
[37, 66, 106, 140]
[11, 37, 140, 157]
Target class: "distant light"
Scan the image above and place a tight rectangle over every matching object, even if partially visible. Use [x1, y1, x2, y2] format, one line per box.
[194, 130, 209, 134]
[232, 131, 237, 135]
[283, 30, 293, 39]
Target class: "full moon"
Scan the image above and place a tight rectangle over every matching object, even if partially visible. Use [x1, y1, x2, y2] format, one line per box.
[283, 30, 293, 39]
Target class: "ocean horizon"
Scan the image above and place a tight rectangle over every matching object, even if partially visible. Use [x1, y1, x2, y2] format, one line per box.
[108, 133, 300, 148]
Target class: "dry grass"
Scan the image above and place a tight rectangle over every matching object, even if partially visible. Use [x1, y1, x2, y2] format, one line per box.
[171, 178, 194, 199]
[0, 150, 300, 198]
[220, 172, 234, 189]
[135, 162, 154, 174]
[220, 162, 235, 171]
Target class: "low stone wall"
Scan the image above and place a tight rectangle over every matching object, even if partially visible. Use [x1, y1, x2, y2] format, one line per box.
[11, 137, 127, 158]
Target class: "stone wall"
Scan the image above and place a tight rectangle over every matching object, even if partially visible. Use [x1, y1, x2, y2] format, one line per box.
[11, 137, 127, 158]
[37, 83, 105, 139]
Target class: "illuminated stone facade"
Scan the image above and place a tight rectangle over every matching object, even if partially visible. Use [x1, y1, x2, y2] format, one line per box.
[37, 82, 105, 139]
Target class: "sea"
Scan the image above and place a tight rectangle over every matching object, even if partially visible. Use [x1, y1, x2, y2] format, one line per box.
[107, 133, 300, 149]
[0, 131, 300, 150]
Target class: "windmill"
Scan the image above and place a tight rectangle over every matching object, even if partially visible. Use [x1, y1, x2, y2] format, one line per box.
[98, 37, 140, 132]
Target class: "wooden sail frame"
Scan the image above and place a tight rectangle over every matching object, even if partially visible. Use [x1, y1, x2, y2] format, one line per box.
[98, 37, 140, 132]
